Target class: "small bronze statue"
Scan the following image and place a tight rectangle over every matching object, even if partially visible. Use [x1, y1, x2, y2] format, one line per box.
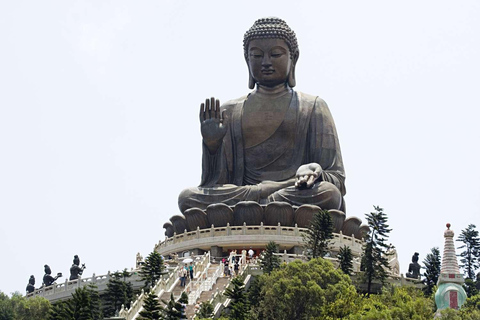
[406, 252, 421, 279]
[136, 252, 144, 268]
[69, 255, 86, 280]
[26, 275, 35, 294]
[43, 264, 62, 287]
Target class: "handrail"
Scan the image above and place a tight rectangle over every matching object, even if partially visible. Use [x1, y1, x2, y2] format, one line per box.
[118, 265, 179, 320]
[183, 252, 211, 303]
[155, 224, 364, 255]
[26, 272, 117, 299]
[207, 261, 250, 318]
[119, 252, 211, 320]
[188, 262, 223, 305]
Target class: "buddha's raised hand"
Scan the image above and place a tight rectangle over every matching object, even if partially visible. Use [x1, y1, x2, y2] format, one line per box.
[200, 97, 227, 154]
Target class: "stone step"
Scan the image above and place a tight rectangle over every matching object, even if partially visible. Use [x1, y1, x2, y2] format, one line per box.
[185, 275, 232, 318]
[185, 304, 196, 319]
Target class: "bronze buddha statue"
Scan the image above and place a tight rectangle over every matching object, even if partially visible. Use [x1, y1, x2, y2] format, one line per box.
[178, 17, 346, 217]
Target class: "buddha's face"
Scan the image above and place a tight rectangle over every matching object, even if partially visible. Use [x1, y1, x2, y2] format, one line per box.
[247, 38, 292, 87]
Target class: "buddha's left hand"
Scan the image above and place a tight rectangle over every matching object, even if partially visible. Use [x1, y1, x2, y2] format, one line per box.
[295, 163, 322, 189]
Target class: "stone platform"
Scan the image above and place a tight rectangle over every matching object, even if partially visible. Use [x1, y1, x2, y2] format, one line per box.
[155, 222, 365, 265]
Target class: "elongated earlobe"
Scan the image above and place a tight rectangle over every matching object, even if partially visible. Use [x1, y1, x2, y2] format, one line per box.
[288, 65, 296, 87]
[248, 73, 256, 89]
[288, 52, 299, 88]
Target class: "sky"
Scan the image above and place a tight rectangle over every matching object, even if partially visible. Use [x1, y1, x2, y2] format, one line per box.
[1, 0, 479, 295]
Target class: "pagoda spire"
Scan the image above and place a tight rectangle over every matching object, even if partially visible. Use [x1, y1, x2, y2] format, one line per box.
[435, 223, 467, 314]
[439, 223, 461, 277]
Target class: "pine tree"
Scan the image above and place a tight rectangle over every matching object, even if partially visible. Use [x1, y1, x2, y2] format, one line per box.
[422, 247, 441, 296]
[162, 293, 182, 320]
[259, 241, 280, 274]
[102, 270, 134, 317]
[457, 224, 480, 280]
[178, 292, 188, 319]
[197, 301, 214, 319]
[140, 251, 166, 289]
[302, 209, 334, 258]
[224, 277, 248, 320]
[457, 224, 480, 297]
[337, 245, 354, 275]
[49, 285, 102, 320]
[137, 290, 163, 320]
[361, 205, 392, 296]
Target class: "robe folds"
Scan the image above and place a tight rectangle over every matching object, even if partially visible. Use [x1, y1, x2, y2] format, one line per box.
[178, 90, 346, 213]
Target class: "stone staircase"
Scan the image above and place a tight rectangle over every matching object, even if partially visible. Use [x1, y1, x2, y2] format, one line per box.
[119, 251, 248, 319]
[158, 279, 186, 304]
[185, 264, 230, 319]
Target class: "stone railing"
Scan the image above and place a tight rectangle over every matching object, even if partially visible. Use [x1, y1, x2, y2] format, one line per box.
[185, 262, 216, 304]
[156, 223, 301, 249]
[155, 223, 364, 257]
[118, 266, 179, 320]
[26, 272, 122, 302]
[207, 262, 251, 318]
[118, 252, 210, 320]
[192, 252, 211, 277]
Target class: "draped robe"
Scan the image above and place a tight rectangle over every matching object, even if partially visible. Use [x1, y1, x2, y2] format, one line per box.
[178, 90, 346, 213]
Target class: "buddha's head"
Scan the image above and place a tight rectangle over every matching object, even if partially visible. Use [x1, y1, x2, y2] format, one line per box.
[244, 17, 299, 89]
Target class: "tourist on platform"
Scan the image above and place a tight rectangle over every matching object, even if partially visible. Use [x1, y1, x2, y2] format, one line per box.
[248, 248, 254, 260]
[224, 262, 230, 277]
[178, 267, 186, 287]
[189, 262, 194, 280]
[229, 263, 234, 277]
[234, 261, 239, 275]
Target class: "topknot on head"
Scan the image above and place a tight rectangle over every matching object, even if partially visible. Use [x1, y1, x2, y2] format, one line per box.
[243, 17, 299, 60]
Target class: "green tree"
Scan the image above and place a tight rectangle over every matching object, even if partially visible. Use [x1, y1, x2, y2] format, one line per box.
[337, 245, 354, 275]
[456, 294, 480, 319]
[162, 293, 181, 320]
[361, 205, 392, 296]
[224, 276, 248, 320]
[137, 290, 163, 320]
[302, 209, 334, 259]
[0, 291, 51, 320]
[178, 292, 188, 319]
[255, 258, 359, 319]
[246, 277, 264, 320]
[50, 284, 102, 320]
[457, 224, 480, 297]
[259, 241, 280, 274]
[197, 301, 214, 319]
[102, 269, 134, 317]
[140, 251, 166, 289]
[422, 247, 441, 296]
[349, 285, 434, 319]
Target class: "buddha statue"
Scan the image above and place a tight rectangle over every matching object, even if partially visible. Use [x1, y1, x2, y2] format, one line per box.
[406, 252, 421, 279]
[178, 17, 345, 213]
[172, 18, 348, 234]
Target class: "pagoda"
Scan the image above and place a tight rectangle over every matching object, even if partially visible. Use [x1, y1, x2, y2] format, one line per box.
[435, 223, 467, 312]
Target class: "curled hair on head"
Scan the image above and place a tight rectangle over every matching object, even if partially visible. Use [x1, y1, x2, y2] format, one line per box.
[243, 17, 299, 60]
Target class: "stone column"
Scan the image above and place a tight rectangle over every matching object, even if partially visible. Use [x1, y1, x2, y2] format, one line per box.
[210, 246, 224, 258]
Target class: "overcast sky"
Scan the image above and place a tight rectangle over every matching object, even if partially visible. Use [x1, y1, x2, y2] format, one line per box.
[1, 0, 479, 295]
